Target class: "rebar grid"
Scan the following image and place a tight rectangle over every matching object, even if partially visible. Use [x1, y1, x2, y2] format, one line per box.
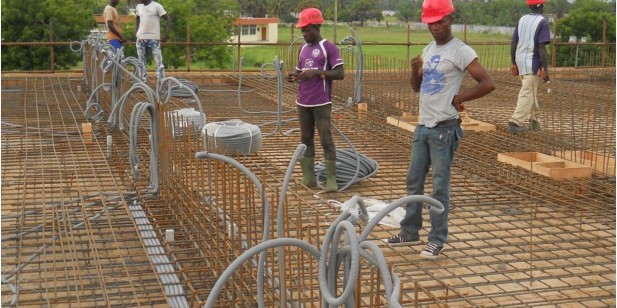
[1, 76, 171, 307]
[1, 58, 615, 308]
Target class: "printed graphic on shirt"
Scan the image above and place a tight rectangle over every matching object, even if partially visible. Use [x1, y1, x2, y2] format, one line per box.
[304, 58, 315, 68]
[422, 55, 446, 95]
[312, 49, 321, 58]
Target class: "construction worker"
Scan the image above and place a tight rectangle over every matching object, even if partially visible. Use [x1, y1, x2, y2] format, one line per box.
[135, 0, 171, 82]
[386, 0, 495, 258]
[287, 7, 344, 192]
[508, 0, 551, 133]
[103, 0, 127, 52]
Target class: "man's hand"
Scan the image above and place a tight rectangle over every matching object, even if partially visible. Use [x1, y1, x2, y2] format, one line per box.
[452, 96, 465, 112]
[161, 34, 168, 43]
[286, 73, 298, 83]
[538, 68, 550, 83]
[297, 70, 320, 81]
[510, 64, 518, 76]
[411, 55, 423, 75]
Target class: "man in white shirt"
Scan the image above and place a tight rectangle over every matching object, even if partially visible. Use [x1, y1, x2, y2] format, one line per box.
[135, 0, 171, 82]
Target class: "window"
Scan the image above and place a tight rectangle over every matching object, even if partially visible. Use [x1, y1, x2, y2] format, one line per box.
[241, 25, 257, 36]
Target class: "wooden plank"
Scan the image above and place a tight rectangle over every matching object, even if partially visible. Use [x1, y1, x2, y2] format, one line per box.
[553, 150, 616, 176]
[386, 115, 495, 132]
[497, 152, 592, 180]
[387, 115, 419, 132]
[82, 123, 92, 144]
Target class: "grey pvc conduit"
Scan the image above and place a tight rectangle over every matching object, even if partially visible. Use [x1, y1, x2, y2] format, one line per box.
[128, 101, 160, 193]
[157, 76, 206, 128]
[196, 144, 307, 308]
[195, 150, 271, 307]
[204, 194, 444, 307]
[258, 56, 297, 137]
[339, 28, 364, 105]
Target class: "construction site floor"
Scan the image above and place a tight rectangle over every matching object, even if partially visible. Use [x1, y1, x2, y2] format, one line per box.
[1, 72, 615, 307]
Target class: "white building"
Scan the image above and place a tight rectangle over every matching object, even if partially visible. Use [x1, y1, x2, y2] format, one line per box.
[230, 17, 280, 44]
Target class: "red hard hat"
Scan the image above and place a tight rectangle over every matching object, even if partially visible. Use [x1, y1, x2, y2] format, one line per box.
[527, 0, 545, 5]
[296, 8, 324, 28]
[421, 0, 455, 23]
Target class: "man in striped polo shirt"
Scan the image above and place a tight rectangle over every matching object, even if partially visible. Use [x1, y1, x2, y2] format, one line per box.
[508, 0, 551, 133]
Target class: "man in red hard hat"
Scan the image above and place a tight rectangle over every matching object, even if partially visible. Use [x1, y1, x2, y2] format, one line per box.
[287, 8, 345, 192]
[508, 0, 551, 133]
[385, 0, 495, 259]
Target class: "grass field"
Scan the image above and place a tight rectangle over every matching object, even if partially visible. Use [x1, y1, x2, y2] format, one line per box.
[218, 24, 512, 70]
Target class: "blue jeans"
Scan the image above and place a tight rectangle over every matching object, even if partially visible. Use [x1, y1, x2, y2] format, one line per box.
[136, 39, 164, 81]
[400, 123, 463, 246]
[108, 39, 123, 52]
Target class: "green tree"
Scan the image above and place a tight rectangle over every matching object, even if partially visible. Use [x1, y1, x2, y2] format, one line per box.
[239, 0, 267, 17]
[555, 0, 615, 66]
[294, 0, 322, 13]
[340, 0, 383, 26]
[545, 0, 572, 19]
[396, 0, 421, 23]
[557, 0, 615, 43]
[1, 0, 98, 70]
[158, 0, 237, 69]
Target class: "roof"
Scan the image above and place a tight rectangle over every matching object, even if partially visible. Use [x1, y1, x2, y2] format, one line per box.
[93, 14, 134, 24]
[232, 17, 280, 26]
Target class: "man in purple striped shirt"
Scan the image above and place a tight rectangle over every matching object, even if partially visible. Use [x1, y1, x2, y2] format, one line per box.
[287, 8, 344, 192]
[508, 0, 551, 133]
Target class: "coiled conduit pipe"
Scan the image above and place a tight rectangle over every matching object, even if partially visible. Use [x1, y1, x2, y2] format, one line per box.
[202, 119, 262, 155]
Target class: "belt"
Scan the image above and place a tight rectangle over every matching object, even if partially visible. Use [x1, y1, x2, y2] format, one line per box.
[430, 118, 461, 128]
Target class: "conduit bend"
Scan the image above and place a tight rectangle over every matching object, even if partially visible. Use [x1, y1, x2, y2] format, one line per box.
[195, 149, 275, 305]
[339, 28, 364, 105]
[196, 144, 307, 308]
[258, 56, 298, 137]
[157, 76, 206, 128]
[128, 101, 159, 193]
[204, 194, 444, 308]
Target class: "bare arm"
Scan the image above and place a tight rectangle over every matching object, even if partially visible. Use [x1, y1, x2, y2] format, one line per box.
[510, 39, 518, 75]
[106, 21, 126, 42]
[161, 14, 171, 42]
[538, 43, 550, 82]
[322, 65, 344, 80]
[135, 16, 140, 36]
[452, 59, 495, 108]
